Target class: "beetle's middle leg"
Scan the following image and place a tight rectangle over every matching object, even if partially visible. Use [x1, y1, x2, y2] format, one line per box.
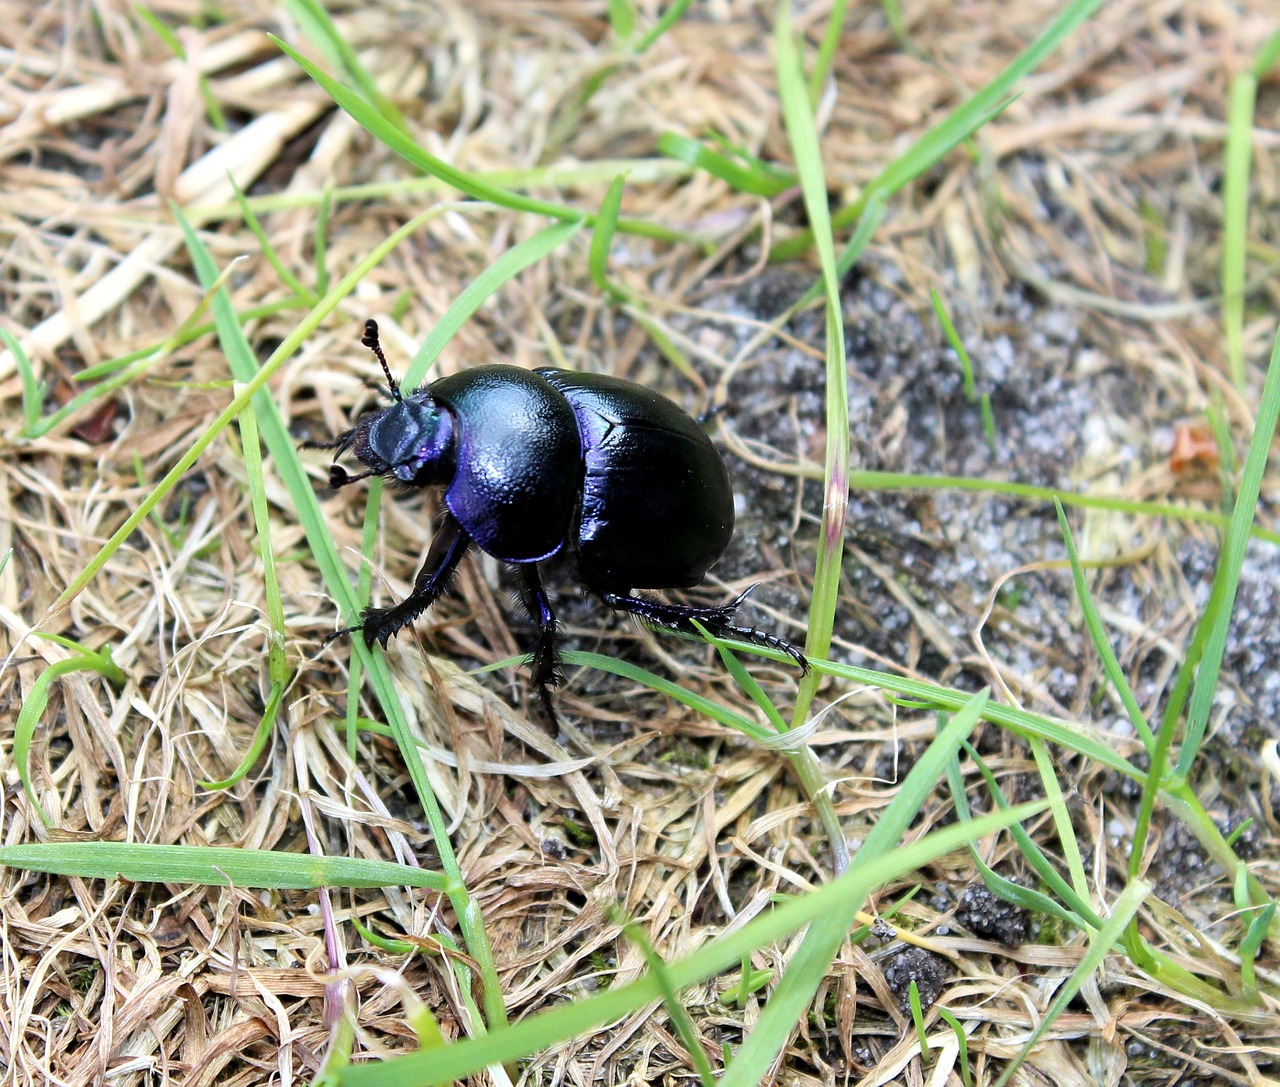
[593, 584, 808, 672]
[515, 563, 562, 726]
[329, 512, 472, 649]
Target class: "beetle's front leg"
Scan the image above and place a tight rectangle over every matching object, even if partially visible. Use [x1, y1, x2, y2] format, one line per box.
[330, 513, 472, 649]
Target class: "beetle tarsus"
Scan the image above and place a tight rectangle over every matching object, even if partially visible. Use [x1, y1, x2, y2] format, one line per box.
[596, 585, 808, 673]
[323, 623, 360, 646]
[361, 605, 417, 649]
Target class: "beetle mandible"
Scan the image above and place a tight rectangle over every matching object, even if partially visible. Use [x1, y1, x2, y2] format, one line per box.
[311, 320, 806, 717]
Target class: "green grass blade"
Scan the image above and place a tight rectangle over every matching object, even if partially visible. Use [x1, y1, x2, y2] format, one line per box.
[1221, 71, 1256, 389]
[1054, 500, 1155, 753]
[656, 132, 796, 196]
[0, 842, 448, 890]
[1, 329, 44, 431]
[773, 1, 850, 733]
[1252, 25, 1280, 78]
[199, 683, 284, 790]
[282, 0, 409, 133]
[523, 650, 772, 741]
[606, 0, 636, 43]
[993, 880, 1148, 1087]
[272, 37, 691, 248]
[694, 623, 788, 734]
[399, 219, 583, 392]
[1027, 736, 1088, 900]
[315, 184, 334, 296]
[617, 913, 717, 1087]
[338, 800, 1046, 1086]
[908, 980, 930, 1065]
[134, 5, 227, 130]
[931, 287, 977, 401]
[808, 0, 850, 102]
[14, 643, 126, 827]
[773, 0, 1104, 260]
[936, 1007, 972, 1087]
[588, 175, 626, 298]
[831, 469, 1280, 546]
[273, 36, 584, 222]
[228, 176, 312, 301]
[1238, 900, 1276, 1001]
[718, 690, 991, 1087]
[634, 0, 695, 53]
[794, 193, 885, 309]
[950, 746, 1101, 930]
[1175, 326, 1280, 775]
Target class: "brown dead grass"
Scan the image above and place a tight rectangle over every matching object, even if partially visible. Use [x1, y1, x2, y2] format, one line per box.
[1, 0, 1279, 1085]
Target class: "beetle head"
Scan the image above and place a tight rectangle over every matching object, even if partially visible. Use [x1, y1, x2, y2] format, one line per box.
[320, 320, 456, 489]
[346, 396, 455, 486]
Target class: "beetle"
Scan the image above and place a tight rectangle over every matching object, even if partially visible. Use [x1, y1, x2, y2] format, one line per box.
[310, 320, 806, 717]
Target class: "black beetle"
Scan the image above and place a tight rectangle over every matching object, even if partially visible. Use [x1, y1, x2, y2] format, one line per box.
[311, 320, 805, 716]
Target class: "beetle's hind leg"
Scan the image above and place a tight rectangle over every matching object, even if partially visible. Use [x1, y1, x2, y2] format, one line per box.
[329, 512, 472, 649]
[515, 564, 562, 727]
[593, 584, 808, 672]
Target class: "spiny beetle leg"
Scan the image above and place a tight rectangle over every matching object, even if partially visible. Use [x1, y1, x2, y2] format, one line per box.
[595, 584, 808, 672]
[328, 513, 472, 651]
[516, 564, 562, 689]
[517, 564, 563, 729]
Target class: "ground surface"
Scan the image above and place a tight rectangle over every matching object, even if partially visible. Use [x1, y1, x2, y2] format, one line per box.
[1, 1, 1279, 1085]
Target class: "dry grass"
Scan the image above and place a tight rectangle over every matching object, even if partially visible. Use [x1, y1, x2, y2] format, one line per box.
[2, 1, 1279, 1085]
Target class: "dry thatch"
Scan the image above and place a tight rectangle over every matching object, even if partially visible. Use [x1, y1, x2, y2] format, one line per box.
[2, 1, 1279, 1084]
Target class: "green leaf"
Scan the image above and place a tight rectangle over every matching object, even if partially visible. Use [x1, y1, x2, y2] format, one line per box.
[1176, 325, 1280, 775]
[656, 132, 796, 196]
[607, 0, 636, 42]
[0, 842, 448, 890]
[773, 2, 850, 735]
[717, 688, 991, 1087]
[993, 880, 1148, 1087]
[338, 800, 1046, 1086]
[773, 0, 1104, 260]
[14, 641, 126, 827]
[588, 175, 627, 298]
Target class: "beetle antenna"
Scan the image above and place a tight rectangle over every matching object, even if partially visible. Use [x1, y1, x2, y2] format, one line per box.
[362, 319, 402, 402]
